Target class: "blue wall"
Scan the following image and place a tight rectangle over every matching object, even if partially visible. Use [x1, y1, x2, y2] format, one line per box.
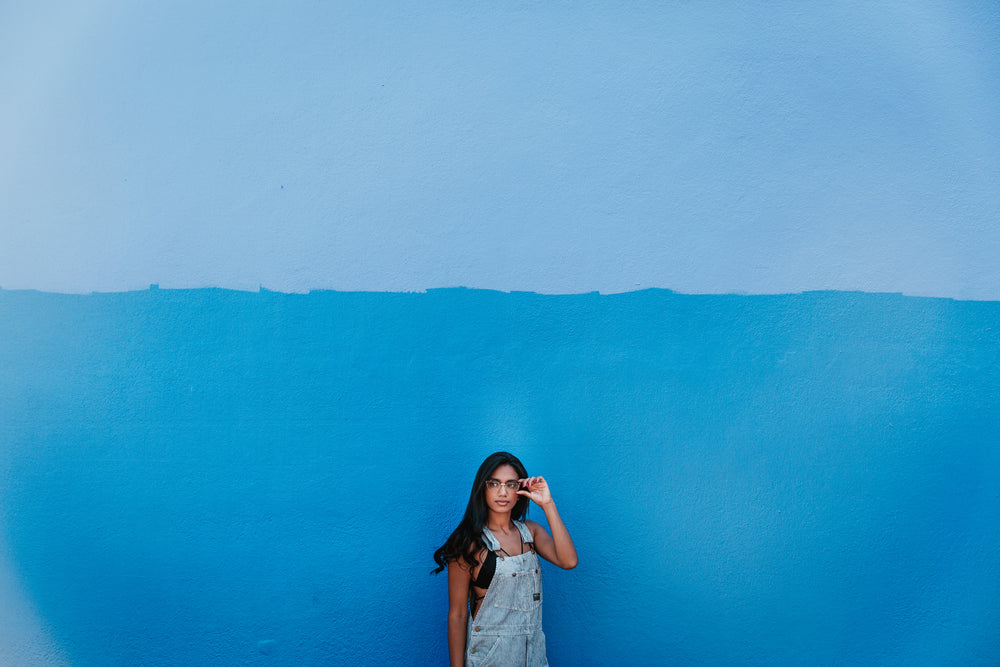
[3, 1, 999, 297]
[2, 287, 998, 665]
[4, 3, 999, 665]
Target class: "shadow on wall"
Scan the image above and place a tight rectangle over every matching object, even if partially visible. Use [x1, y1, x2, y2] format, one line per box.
[1, 288, 998, 666]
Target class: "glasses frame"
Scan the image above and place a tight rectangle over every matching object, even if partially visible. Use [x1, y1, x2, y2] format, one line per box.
[485, 479, 521, 492]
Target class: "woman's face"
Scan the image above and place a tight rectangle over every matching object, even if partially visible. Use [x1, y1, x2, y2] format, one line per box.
[484, 464, 521, 514]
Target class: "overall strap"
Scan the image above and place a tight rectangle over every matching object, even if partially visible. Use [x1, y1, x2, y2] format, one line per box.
[480, 526, 502, 551]
[513, 520, 534, 543]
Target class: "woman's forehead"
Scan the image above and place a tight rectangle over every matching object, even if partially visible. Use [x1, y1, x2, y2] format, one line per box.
[489, 464, 519, 480]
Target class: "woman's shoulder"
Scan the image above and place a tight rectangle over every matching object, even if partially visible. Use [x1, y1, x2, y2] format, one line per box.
[520, 519, 544, 538]
[449, 542, 487, 572]
[465, 540, 490, 564]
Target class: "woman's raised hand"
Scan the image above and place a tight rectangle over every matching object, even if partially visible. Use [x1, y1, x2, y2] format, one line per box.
[517, 476, 552, 507]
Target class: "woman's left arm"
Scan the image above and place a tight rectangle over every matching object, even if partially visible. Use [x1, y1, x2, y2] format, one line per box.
[518, 476, 578, 569]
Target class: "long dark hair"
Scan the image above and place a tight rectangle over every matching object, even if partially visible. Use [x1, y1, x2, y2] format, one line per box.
[432, 451, 529, 574]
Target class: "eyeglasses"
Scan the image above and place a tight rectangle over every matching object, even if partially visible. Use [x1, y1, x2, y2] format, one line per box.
[485, 480, 521, 491]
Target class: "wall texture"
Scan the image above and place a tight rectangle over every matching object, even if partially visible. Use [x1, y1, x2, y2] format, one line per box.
[4, 2, 1000, 665]
[2, 287, 998, 665]
[2, 1, 999, 297]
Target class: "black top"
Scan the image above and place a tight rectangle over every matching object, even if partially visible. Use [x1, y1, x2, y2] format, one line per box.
[472, 550, 497, 589]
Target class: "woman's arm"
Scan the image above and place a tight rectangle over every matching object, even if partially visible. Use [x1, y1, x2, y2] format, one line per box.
[518, 476, 578, 569]
[446, 558, 471, 667]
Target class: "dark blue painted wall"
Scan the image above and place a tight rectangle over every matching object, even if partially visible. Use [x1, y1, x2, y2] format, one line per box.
[2, 288, 998, 665]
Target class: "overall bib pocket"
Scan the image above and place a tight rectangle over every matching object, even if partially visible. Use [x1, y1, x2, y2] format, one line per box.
[492, 569, 542, 612]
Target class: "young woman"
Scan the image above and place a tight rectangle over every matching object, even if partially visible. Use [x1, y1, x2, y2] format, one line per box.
[433, 452, 578, 666]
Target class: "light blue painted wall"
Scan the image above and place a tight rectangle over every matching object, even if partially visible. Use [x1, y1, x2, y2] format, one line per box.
[2, 288, 998, 665]
[2, 1, 999, 297]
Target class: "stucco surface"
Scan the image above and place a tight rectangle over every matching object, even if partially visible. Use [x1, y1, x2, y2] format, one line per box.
[2, 2, 999, 297]
[2, 288, 998, 665]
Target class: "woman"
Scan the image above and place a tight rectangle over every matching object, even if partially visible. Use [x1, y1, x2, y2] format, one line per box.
[433, 452, 578, 666]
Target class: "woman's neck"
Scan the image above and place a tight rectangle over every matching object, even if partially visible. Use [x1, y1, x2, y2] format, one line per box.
[486, 512, 513, 533]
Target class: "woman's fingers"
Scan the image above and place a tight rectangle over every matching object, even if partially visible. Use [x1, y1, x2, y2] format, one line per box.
[519, 476, 544, 487]
[516, 476, 553, 506]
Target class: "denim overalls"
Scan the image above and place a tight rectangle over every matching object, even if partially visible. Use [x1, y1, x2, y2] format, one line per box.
[466, 521, 548, 666]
